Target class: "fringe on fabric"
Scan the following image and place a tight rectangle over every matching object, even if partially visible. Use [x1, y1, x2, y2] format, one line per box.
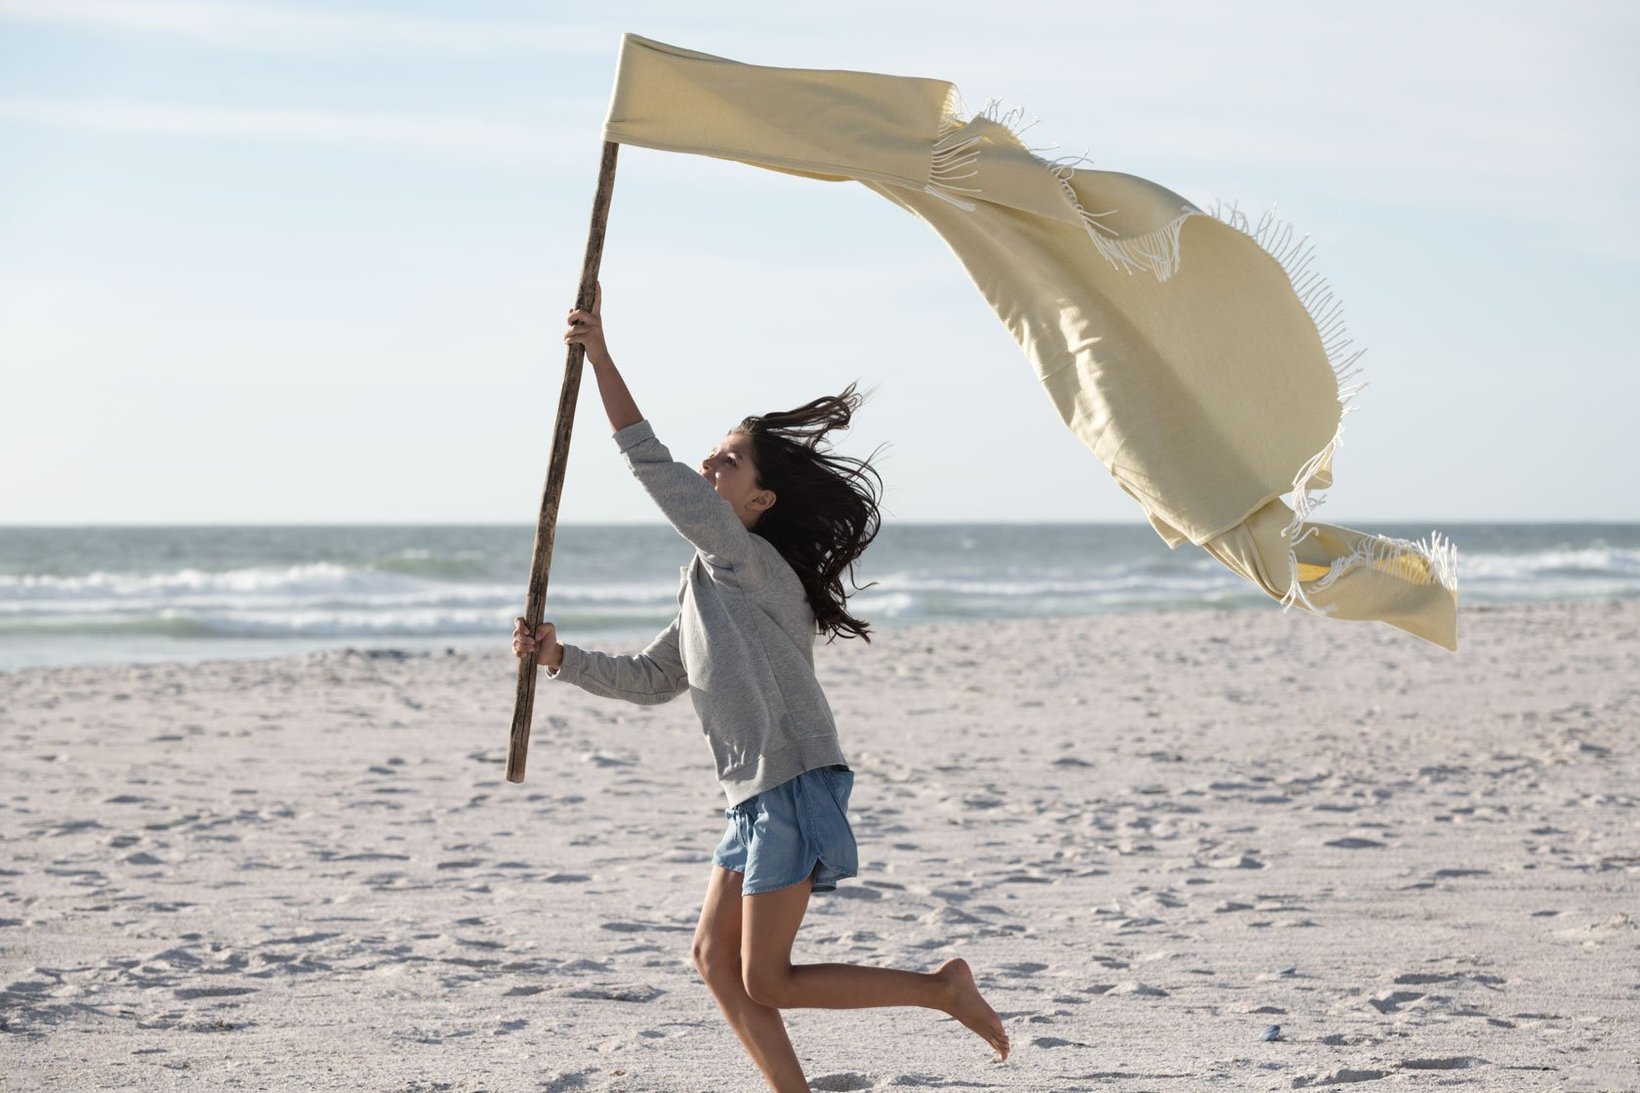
[927, 95, 1048, 210]
[1308, 529, 1460, 598]
[923, 100, 1458, 614]
[926, 87, 983, 209]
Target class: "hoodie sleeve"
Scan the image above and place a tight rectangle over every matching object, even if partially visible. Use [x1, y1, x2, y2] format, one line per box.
[545, 616, 688, 706]
[613, 419, 754, 572]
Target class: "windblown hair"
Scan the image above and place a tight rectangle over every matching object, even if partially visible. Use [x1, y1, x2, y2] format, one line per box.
[738, 383, 883, 642]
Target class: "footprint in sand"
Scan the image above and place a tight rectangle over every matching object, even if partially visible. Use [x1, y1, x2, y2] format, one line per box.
[561, 984, 664, 1003]
[1367, 990, 1424, 1013]
[1108, 980, 1168, 997]
[1031, 1035, 1087, 1048]
[1399, 1056, 1483, 1070]
[808, 1073, 874, 1091]
[174, 985, 257, 1000]
[1292, 1068, 1388, 1086]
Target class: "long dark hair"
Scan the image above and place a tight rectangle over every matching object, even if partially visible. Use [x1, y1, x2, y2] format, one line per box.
[739, 383, 883, 642]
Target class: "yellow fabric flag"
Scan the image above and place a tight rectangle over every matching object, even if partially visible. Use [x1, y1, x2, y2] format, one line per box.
[603, 34, 1459, 650]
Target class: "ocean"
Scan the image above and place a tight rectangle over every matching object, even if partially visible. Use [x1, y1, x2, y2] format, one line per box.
[1, 522, 1635, 671]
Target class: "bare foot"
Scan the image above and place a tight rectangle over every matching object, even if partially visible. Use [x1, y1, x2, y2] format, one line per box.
[935, 958, 1010, 1060]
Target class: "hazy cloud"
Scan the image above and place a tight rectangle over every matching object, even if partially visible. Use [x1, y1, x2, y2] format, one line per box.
[0, 0, 614, 54]
[0, 96, 570, 162]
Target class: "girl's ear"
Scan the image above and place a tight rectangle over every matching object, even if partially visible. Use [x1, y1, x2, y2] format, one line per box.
[751, 489, 777, 513]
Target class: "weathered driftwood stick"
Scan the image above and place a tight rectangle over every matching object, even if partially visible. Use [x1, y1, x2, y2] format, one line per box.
[507, 140, 620, 784]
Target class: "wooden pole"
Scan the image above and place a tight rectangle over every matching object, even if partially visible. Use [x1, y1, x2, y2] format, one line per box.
[507, 140, 620, 784]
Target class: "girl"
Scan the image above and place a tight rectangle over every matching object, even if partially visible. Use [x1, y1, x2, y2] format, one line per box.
[511, 287, 1010, 1091]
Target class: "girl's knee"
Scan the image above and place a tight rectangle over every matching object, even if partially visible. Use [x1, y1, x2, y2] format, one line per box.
[691, 937, 740, 987]
[741, 962, 792, 1009]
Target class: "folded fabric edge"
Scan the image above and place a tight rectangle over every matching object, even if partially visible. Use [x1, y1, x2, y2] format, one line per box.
[1309, 529, 1461, 602]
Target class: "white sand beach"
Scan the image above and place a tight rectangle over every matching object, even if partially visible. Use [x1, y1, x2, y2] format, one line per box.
[2, 601, 1636, 1091]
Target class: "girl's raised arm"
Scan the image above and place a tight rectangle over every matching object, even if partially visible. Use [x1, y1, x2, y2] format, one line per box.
[565, 283, 641, 433]
[565, 289, 754, 570]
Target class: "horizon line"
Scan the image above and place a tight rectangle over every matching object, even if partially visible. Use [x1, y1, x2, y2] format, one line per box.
[2, 518, 1636, 530]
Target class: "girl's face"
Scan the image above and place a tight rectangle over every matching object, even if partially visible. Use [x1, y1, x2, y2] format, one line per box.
[700, 432, 776, 528]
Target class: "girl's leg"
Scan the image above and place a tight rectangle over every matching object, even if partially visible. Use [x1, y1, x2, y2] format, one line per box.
[691, 866, 809, 1093]
[741, 880, 1010, 1059]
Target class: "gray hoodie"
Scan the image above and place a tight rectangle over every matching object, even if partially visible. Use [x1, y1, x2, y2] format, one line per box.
[546, 419, 847, 805]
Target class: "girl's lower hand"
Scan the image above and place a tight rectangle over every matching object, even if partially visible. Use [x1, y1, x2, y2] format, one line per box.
[512, 616, 564, 671]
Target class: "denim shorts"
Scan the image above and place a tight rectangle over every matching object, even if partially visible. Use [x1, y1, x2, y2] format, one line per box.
[713, 764, 859, 896]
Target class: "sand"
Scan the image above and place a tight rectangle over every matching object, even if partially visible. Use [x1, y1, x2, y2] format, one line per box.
[2, 601, 1636, 1092]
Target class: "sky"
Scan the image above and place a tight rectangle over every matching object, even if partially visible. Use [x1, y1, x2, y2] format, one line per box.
[1, 0, 1636, 527]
